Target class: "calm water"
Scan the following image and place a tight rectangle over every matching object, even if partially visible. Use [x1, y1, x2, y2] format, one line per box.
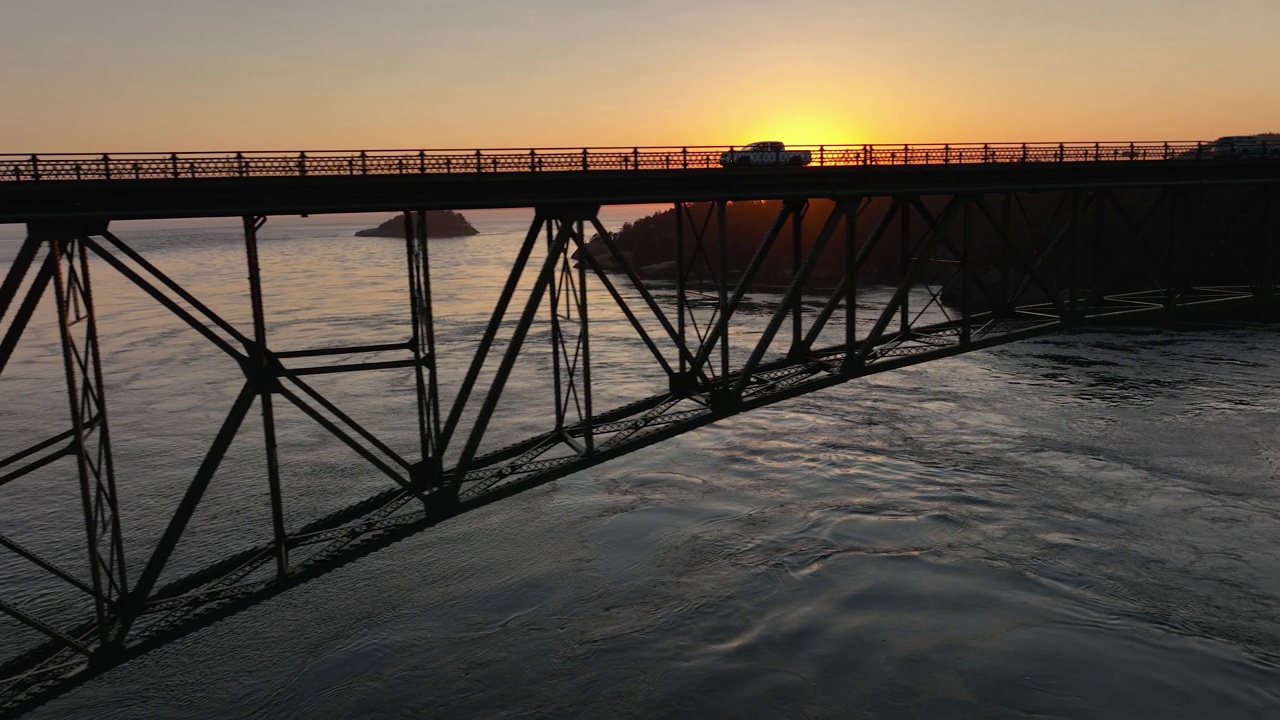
[2, 210, 1279, 718]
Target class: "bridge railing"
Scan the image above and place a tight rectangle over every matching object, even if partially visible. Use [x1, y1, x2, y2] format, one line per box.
[0, 141, 1229, 182]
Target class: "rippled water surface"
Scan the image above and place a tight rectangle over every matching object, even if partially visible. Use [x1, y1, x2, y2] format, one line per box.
[2, 211, 1279, 718]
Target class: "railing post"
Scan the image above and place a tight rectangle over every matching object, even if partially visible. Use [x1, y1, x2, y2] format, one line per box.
[1129, 142, 1135, 160]
[475, 149, 482, 173]
[1021, 144, 1028, 162]
[1163, 142, 1170, 160]
[1057, 143, 1064, 162]
[29, 155, 39, 181]
[419, 150, 426, 173]
[298, 152, 307, 176]
[102, 154, 111, 180]
[359, 151, 368, 175]
[529, 149, 536, 172]
[581, 148, 588, 171]
[682, 147, 688, 169]
[943, 145, 950, 164]
[235, 153, 245, 178]
[903, 144, 910, 165]
[818, 145, 825, 166]
[632, 147, 639, 170]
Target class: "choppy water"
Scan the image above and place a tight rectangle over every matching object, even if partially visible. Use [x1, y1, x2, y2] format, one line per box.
[2, 210, 1279, 718]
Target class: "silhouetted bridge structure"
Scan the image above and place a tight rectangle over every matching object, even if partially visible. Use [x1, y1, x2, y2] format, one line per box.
[1, 142, 1278, 716]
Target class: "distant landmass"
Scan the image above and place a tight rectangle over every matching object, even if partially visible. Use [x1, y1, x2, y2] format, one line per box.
[355, 211, 479, 238]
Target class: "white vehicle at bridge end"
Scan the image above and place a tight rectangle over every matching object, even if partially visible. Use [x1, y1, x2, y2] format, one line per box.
[719, 141, 812, 167]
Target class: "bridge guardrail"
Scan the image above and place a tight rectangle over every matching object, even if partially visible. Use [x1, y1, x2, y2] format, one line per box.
[0, 141, 1234, 182]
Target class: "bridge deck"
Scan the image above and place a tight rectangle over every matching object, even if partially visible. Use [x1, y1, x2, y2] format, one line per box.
[2, 142, 1278, 223]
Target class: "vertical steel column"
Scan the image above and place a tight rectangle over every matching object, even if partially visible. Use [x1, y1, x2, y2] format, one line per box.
[1068, 190, 1079, 320]
[675, 202, 687, 376]
[716, 201, 730, 383]
[243, 216, 288, 579]
[961, 196, 972, 345]
[843, 200, 859, 370]
[576, 219, 594, 454]
[791, 202, 804, 354]
[404, 210, 442, 487]
[899, 199, 911, 335]
[547, 219, 566, 430]
[1094, 190, 1106, 308]
[50, 233, 128, 643]
[1266, 184, 1275, 294]
[1001, 193, 1013, 315]
[1167, 189, 1180, 308]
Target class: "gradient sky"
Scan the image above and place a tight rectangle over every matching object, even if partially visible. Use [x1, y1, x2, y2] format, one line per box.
[3, 0, 1277, 152]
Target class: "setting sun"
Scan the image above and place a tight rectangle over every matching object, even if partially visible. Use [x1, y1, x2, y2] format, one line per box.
[736, 108, 866, 147]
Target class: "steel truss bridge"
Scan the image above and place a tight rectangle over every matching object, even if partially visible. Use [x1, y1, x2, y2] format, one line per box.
[1, 142, 1278, 716]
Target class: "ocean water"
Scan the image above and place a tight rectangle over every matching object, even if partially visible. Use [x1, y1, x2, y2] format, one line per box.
[2, 209, 1279, 718]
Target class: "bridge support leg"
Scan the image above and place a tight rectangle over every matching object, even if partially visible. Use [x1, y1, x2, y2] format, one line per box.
[545, 215, 595, 454]
[716, 201, 730, 385]
[403, 210, 444, 501]
[841, 200, 859, 373]
[790, 201, 804, 354]
[1266, 185, 1276, 298]
[243, 216, 289, 580]
[41, 222, 130, 646]
[675, 202, 687, 378]
[899, 197, 911, 336]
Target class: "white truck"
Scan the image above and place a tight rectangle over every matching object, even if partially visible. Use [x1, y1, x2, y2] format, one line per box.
[1211, 135, 1280, 158]
[719, 141, 812, 167]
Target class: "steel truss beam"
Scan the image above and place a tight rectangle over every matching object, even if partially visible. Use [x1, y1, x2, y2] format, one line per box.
[1, 182, 1275, 717]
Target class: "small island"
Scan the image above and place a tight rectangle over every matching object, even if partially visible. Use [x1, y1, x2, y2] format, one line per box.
[355, 210, 479, 238]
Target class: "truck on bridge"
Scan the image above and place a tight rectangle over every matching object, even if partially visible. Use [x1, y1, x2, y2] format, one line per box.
[719, 141, 812, 167]
[1211, 134, 1280, 158]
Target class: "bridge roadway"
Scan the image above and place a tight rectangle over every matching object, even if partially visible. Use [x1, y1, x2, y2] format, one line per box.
[2, 141, 1279, 223]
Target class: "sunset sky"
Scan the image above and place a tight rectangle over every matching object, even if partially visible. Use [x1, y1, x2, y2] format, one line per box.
[3, 0, 1277, 152]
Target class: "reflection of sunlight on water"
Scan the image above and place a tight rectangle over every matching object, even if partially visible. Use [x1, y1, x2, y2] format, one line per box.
[3, 213, 1280, 717]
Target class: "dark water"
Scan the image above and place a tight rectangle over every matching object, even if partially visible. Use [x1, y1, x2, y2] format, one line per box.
[2, 211, 1279, 718]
